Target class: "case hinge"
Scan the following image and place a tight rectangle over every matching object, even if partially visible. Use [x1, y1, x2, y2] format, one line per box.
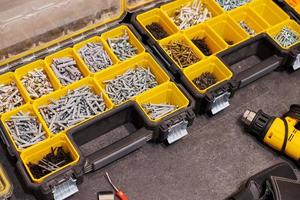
[211, 91, 231, 115]
[52, 178, 78, 200]
[167, 120, 188, 144]
[292, 53, 300, 70]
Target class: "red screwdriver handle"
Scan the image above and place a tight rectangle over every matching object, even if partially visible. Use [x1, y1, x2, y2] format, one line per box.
[116, 191, 128, 200]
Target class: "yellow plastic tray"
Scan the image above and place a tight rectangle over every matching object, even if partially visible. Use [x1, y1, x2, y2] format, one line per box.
[184, 23, 228, 55]
[15, 60, 61, 102]
[267, 20, 300, 49]
[1, 104, 51, 153]
[183, 56, 233, 94]
[136, 82, 189, 122]
[94, 53, 170, 106]
[136, 8, 178, 41]
[20, 134, 80, 183]
[33, 77, 113, 135]
[0, 164, 13, 199]
[73, 36, 119, 75]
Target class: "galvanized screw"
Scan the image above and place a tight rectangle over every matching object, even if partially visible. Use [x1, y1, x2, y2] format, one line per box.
[239, 20, 256, 36]
[215, 0, 252, 11]
[274, 26, 300, 48]
[143, 103, 178, 120]
[0, 82, 24, 114]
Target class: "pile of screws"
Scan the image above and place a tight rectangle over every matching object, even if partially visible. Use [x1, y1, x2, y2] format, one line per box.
[163, 41, 201, 68]
[51, 57, 83, 86]
[172, 0, 212, 30]
[215, 0, 252, 11]
[0, 83, 24, 114]
[39, 86, 107, 134]
[274, 26, 300, 48]
[239, 21, 256, 36]
[226, 40, 234, 45]
[146, 22, 169, 40]
[28, 147, 72, 179]
[107, 31, 137, 61]
[78, 42, 113, 73]
[104, 67, 158, 105]
[193, 72, 217, 90]
[5, 111, 47, 150]
[21, 68, 54, 99]
[192, 38, 212, 56]
[143, 103, 178, 120]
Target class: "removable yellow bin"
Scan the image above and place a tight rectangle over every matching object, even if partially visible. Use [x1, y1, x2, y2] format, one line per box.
[0, 164, 13, 199]
[15, 60, 61, 101]
[136, 8, 178, 41]
[136, 82, 189, 122]
[73, 36, 119, 75]
[229, 7, 269, 36]
[20, 134, 80, 183]
[44, 48, 90, 87]
[267, 20, 300, 49]
[161, 0, 223, 30]
[0, 72, 29, 115]
[102, 25, 145, 62]
[33, 77, 113, 135]
[208, 14, 249, 46]
[250, 0, 289, 26]
[1, 104, 51, 153]
[94, 53, 170, 106]
[185, 23, 228, 55]
[159, 33, 204, 69]
[183, 56, 233, 94]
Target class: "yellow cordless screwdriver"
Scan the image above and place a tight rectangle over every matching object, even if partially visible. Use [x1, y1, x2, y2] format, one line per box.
[241, 104, 300, 163]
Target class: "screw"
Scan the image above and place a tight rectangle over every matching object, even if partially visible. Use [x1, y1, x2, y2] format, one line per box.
[239, 20, 256, 36]
[215, 0, 252, 11]
[0, 82, 25, 114]
[142, 103, 178, 120]
[192, 37, 212, 56]
[274, 26, 299, 48]
[193, 72, 217, 90]
[146, 22, 169, 40]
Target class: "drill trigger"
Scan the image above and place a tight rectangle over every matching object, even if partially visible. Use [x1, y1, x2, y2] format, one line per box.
[280, 118, 289, 155]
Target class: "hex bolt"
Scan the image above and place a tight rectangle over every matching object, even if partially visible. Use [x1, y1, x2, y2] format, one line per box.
[193, 72, 217, 90]
[274, 26, 300, 48]
[78, 42, 113, 73]
[172, 0, 212, 30]
[142, 103, 178, 120]
[51, 57, 83, 86]
[5, 111, 47, 150]
[107, 31, 137, 61]
[104, 66, 158, 105]
[215, 0, 252, 11]
[39, 86, 107, 134]
[21, 68, 54, 99]
[0, 82, 25, 114]
[239, 21, 256, 36]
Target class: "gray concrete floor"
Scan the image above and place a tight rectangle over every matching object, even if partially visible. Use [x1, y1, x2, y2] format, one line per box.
[1, 69, 299, 200]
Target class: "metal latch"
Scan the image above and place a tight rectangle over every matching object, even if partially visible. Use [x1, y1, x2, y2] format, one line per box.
[292, 53, 300, 70]
[167, 120, 188, 144]
[211, 92, 231, 115]
[53, 178, 78, 200]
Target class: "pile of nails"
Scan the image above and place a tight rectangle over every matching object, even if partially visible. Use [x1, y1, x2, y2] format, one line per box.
[51, 57, 83, 86]
[39, 86, 107, 134]
[143, 103, 178, 120]
[21, 68, 54, 99]
[6, 111, 47, 149]
[172, 0, 212, 30]
[274, 26, 300, 48]
[239, 21, 256, 36]
[215, 0, 252, 11]
[192, 38, 212, 56]
[193, 72, 217, 90]
[0, 82, 24, 114]
[104, 66, 158, 105]
[146, 22, 169, 40]
[78, 42, 113, 73]
[164, 41, 201, 68]
[107, 31, 137, 61]
[28, 147, 72, 179]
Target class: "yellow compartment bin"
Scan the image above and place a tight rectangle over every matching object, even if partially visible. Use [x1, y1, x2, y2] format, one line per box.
[208, 14, 249, 46]
[136, 82, 189, 122]
[102, 25, 145, 62]
[1, 104, 51, 153]
[44, 48, 90, 87]
[250, 0, 289, 26]
[229, 7, 270, 35]
[94, 53, 170, 106]
[267, 20, 300, 49]
[159, 33, 204, 69]
[161, 0, 224, 30]
[0, 72, 29, 115]
[0, 164, 13, 199]
[20, 134, 80, 183]
[184, 23, 228, 55]
[15, 60, 61, 101]
[183, 56, 233, 94]
[136, 8, 178, 41]
[33, 77, 113, 135]
[73, 36, 119, 75]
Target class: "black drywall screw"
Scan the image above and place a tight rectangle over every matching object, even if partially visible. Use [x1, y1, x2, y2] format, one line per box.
[192, 38, 212, 56]
[146, 22, 169, 40]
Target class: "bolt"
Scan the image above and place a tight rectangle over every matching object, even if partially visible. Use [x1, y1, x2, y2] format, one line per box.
[193, 72, 217, 90]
